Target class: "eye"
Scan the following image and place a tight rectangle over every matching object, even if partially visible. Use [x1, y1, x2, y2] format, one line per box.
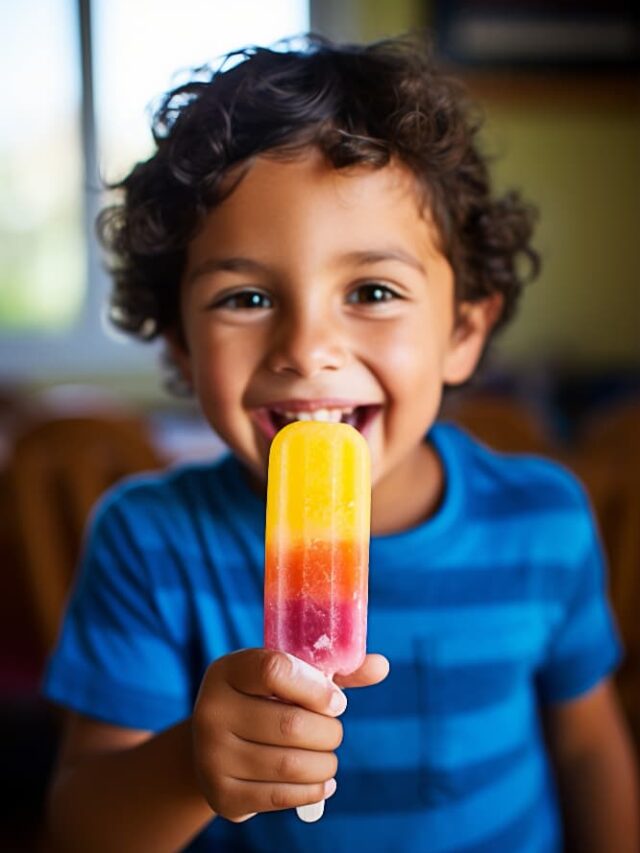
[211, 289, 273, 310]
[346, 282, 401, 305]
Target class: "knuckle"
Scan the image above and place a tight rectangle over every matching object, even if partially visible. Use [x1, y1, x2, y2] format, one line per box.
[276, 750, 300, 782]
[269, 785, 293, 810]
[279, 707, 303, 740]
[261, 651, 286, 692]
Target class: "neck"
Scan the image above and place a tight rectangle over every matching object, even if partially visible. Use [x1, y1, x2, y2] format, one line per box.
[370, 440, 444, 536]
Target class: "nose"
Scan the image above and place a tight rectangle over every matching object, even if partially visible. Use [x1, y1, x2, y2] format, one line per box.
[265, 307, 348, 378]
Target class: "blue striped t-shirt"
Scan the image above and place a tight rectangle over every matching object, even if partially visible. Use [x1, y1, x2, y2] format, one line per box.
[43, 423, 621, 852]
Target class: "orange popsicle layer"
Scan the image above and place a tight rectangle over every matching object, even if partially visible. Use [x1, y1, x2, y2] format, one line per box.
[264, 539, 368, 599]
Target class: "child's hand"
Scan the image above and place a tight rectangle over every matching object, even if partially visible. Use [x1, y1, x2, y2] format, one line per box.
[191, 648, 389, 822]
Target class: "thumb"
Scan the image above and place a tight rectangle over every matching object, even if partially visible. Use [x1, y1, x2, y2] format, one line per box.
[334, 653, 389, 689]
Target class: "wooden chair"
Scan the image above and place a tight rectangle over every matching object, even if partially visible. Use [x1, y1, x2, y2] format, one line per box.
[572, 402, 640, 745]
[580, 401, 640, 464]
[7, 415, 165, 654]
[579, 402, 640, 636]
[441, 393, 553, 455]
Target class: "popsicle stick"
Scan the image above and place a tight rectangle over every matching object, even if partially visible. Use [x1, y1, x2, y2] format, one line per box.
[297, 801, 325, 822]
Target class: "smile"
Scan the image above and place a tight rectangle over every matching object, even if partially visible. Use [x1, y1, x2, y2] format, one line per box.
[252, 402, 381, 440]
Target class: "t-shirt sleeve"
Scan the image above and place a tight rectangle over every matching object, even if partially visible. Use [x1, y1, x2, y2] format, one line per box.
[536, 487, 623, 704]
[42, 487, 193, 731]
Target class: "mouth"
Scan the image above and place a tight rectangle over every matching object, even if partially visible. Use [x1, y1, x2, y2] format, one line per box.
[252, 401, 382, 441]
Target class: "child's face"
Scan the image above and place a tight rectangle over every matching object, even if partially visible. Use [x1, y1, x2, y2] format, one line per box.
[173, 148, 492, 491]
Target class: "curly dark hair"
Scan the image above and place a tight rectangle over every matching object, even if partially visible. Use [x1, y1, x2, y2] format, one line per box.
[98, 34, 538, 363]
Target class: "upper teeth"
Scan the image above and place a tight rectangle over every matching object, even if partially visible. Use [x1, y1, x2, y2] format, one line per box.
[281, 407, 354, 423]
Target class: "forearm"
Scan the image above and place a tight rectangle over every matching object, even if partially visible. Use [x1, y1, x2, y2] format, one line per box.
[46, 718, 215, 853]
[555, 728, 639, 853]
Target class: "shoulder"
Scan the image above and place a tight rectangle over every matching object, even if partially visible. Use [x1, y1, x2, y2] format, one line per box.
[434, 422, 594, 543]
[103, 452, 236, 508]
[88, 453, 238, 546]
[436, 421, 587, 498]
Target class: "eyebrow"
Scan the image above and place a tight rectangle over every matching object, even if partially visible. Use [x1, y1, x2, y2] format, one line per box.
[341, 249, 426, 276]
[186, 257, 268, 284]
[186, 246, 426, 284]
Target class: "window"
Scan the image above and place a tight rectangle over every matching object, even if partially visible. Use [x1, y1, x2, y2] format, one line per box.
[0, 0, 309, 379]
[94, 0, 310, 183]
[0, 1, 84, 333]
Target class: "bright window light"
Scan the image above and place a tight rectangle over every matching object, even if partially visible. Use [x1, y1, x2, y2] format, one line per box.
[0, 1, 84, 332]
[0, 0, 308, 337]
[94, 0, 310, 183]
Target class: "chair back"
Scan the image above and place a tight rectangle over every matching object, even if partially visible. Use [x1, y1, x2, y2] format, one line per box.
[574, 402, 640, 738]
[443, 394, 551, 454]
[8, 415, 164, 652]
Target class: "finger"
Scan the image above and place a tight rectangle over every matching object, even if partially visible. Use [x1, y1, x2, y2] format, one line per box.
[222, 777, 337, 821]
[230, 694, 343, 751]
[334, 653, 390, 689]
[229, 738, 338, 785]
[225, 649, 347, 716]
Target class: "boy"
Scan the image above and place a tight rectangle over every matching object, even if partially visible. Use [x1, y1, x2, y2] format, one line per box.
[43, 37, 638, 851]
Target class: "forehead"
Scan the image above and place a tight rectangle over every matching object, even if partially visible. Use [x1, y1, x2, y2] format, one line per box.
[189, 148, 443, 262]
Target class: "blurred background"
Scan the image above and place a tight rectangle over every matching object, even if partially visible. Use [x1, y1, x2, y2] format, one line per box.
[1, 0, 638, 848]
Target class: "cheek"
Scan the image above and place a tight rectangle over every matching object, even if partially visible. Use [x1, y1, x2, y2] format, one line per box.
[369, 319, 442, 397]
[189, 328, 257, 412]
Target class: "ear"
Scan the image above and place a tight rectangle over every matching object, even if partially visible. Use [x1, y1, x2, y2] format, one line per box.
[442, 293, 504, 385]
[164, 329, 194, 386]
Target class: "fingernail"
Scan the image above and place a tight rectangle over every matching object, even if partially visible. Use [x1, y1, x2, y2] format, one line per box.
[328, 689, 347, 716]
[235, 813, 257, 822]
[285, 653, 330, 687]
[324, 778, 337, 798]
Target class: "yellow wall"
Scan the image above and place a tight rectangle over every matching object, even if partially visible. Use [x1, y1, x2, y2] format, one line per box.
[314, 0, 640, 368]
[485, 104, 640, 367]
[356, 0, 425, 41]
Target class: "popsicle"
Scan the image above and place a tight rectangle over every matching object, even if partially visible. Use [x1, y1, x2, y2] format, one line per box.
[264, 420, 371, 822]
